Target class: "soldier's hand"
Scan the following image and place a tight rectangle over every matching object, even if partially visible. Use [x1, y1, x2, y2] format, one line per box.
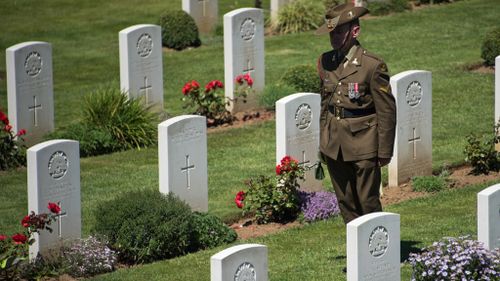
[378, 158, 391, 167]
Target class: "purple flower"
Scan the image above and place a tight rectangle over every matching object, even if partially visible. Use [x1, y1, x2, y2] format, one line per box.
[298, 191, 340, 222]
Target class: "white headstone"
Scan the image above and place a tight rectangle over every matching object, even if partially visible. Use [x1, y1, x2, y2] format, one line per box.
[347, 212, 400, 281]
[158, 115, 208, 212]
[224, 8, 265, 113]
[182, 0, 218, 34]
[478, 184, 500, 251]
[388, 70, 432, 187]
[276, 93, 322, 191]
[119, 24, 164, 110]
[495, 56, 500, 152]
[211, 244, 268, 281]
[27, 140, 81, 259]
[6, 41, 54, 146]
[270, 0, 291, 23]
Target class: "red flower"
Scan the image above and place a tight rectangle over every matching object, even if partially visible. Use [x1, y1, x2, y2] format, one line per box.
[191, 80, 200, 89]
[21, 215, 30, 228]
[246, 76, 253, 86]
[0, 235, 7, 241]
[0, 111, 8, 124]
[48, 202, 61, 214]
[216, 80, 223, 88]
[205, 83, 213, 93]
[182, 83, 192, 95]
[235, 75, 244, 85]
[17, 129, 26, 136]
[234, 191, 245, 209]
[276, 164, 282, 175]
[11, 233, 27, 244]
[4, 124, 12, 132]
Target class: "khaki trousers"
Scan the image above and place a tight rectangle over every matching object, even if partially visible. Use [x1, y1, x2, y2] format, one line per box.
[325, 152, 382, 224]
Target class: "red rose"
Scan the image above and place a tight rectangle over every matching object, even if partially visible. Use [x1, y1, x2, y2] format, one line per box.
[216, 80, 224, 88]
[235, 75, 243, 85]
[205, 83, 213, 93]
[246, 76, 253, 86]
[276, 164, 282, 175]
[234, 191, 245, 208]
[17, 129, 26, 136]
[0, 111, 8, 124]
[191, 80, 200, 89]
[4, 124, 12, 132]
[21, 215, 30, 228]
[0, 235, 7, 241]
[48, 202, 61, 214]
[11, 233, 27, 244]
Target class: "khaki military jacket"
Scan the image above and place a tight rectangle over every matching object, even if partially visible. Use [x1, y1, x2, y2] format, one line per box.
[317, 43, 396, 162]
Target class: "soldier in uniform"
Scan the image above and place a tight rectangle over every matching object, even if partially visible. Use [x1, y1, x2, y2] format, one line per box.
[315, 3, 396, 224]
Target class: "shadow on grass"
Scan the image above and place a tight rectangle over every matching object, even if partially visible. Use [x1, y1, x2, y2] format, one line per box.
[401, 240, 422, 263]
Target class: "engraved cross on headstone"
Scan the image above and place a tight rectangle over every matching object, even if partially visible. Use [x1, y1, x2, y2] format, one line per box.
[54, 203, 68, 238]
[139, 76, 153, 105]
[180, 155, 195, 189]
[408, 128, 421, 160]
[298, 151, 311, 179]
[198, 0, 208, 17]
[242, 58, 255, 75]
[28, 95, 42, 126]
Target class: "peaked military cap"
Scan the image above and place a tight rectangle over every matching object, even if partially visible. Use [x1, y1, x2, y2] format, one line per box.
[315, 3, 369, 35]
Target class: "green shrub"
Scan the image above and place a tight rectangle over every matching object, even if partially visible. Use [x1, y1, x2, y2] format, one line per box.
[159, 10, 201, 50]
[272, 0, 324, 34]
[259, 84, 296, 110]
[323, 0, 342, 9]
[280, 64, 321, 93]
[191, 213, 237, 250]
[47, 123, 118, 157]
[368, 0, 410, 16]
[92, 190, 194, 263]
[82, 87, 157, 151]
[481, 27, 500, 66]
[242, 156, 304, 224]
[411, 176, 447, 193]
[464, 121, 500, 175]
[0, 109, 26, 170]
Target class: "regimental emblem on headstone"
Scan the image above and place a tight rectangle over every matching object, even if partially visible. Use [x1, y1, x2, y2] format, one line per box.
[136, 33, 153, 58]
[48, 151, 68, 180]
[234, 262, 256, 281]
[406, 81, 423, 107]
[368, 226, 389, 257]
[24, 51, 42, 77]
[295, 103, 312, 130]
[240, 18, 256, 41]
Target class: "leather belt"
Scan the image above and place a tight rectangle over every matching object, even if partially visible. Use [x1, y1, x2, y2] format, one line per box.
[328, 105, 376, 119]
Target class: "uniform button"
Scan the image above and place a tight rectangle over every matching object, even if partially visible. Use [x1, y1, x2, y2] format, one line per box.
[336, 117, 340, 120]
[336, 100, 340, 104]
[338, 82, 342, 85]
[337, 91, 341, 95]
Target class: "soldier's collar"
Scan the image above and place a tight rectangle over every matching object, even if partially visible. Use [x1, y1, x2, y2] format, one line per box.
[345, 44, 362, 65]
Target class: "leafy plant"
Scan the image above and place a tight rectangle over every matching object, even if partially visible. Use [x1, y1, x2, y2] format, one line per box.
[181, 75, 251, 127]
[159, 10, 201, 50]
[408, 236, 500, 281]
[271, 0, 324, 34]
[0, 109, 26, 171]
[481, 27, 500, 66]
[92, 190, 194, 264]
[258, 84, 296, 110]
[280, 64, 321, 93]
[323, 0, 342, 9]
[411, 176, 447, 193]
[82, 86, 157, 151]
[298, 191, 340, 222]
[0, 202, 61, 280]
[368, 0, 410, 16]
[239, 156, 304, 224]
[47, 123, 118, 157]
[190, 213, 237, 250]
[63, 236, 117, 277]
[464, 120, 500, 175]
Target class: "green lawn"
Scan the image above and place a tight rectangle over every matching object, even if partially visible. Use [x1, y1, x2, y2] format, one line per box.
[1, 0, 500, 279]
[87, 181, 499, 281]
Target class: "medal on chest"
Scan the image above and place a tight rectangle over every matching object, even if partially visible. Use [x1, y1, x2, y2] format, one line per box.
[348, 82, 360, 100]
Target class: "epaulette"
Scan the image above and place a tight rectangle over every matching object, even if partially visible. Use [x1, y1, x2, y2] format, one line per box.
[361, 49, 384, 63]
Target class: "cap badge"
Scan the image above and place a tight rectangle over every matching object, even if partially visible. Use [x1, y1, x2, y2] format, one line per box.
[348, 11, 354, 18]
